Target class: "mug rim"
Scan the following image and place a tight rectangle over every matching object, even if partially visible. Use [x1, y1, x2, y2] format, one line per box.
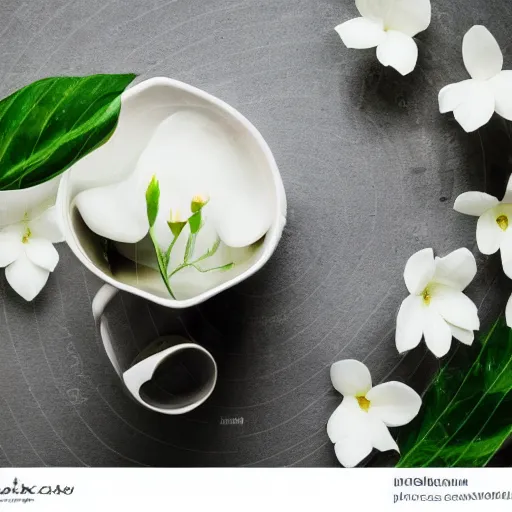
[57, 76, 287, 309]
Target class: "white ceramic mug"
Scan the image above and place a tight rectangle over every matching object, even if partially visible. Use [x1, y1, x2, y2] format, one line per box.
[92, 283, 217, 415]
[56, 77, 286, 413]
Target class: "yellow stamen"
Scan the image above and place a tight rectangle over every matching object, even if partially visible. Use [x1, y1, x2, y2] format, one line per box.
[422, 288, 431, 305]
[21, 226, 31, 244]
[192, 194, 206, 204]
[496, 214, 509, 231]
[171, 209, 182, 223]
[356, 395, 371, 412]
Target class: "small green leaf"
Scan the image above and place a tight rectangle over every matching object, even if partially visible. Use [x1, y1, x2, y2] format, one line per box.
[191, 262, 234, 273]
[145, 175, 160, 227]
[396, 318, 512, 468]
[0, 74, 136, 190]
[196, 237, 221, 263]
[188, 211, 202, 234]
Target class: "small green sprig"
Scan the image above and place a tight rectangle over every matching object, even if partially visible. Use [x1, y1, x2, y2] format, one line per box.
[144, 179, 235, 298]
[146, 175, 176, 299]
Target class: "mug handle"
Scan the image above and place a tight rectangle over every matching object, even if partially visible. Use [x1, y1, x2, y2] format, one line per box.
[92, 283, 123, 378]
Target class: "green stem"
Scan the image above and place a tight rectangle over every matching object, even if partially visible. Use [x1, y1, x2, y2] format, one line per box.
[167, 238, 232, 280]
[169, 260, 234, 279]
[184, 233, 197, 263]
[149, 227, 176, 299]
[168, 262, 189, 280]
[190, 262, 234, 273]
[165, 235, 179, 264]
[166, 235, 232, 286]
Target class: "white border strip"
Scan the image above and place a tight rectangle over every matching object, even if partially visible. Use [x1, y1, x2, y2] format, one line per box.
[0, 468, 510, 511]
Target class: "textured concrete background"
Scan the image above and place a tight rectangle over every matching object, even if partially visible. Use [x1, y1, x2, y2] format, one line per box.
[0, 0, 511, 467]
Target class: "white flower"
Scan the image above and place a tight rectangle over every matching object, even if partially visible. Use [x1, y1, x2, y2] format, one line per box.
[454, 179, 512, 328]
[0, 206, 63, 301]
[396, 248, 480, 358]
[454, 176, 512, 277]
[439, 25, 512, 132]
[335, 0, 431, 76]
[327, 359, 421, 468]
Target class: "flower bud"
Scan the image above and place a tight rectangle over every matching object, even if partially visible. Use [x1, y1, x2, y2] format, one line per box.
[191, 194, 209, 213]
[167, 209, 187, 238]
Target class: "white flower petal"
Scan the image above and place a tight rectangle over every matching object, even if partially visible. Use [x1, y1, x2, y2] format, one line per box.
[506, 294, 512, 328]
[135, 111, 274, 250]
[383, 0, 431, 37]
[367, 381, 422, 427]
[463, 25, 503, 81]
[403, 248, 435, 295]
[327, 397, 365, 443]
[430, 284, 480, 331]
[29, 206, 64, 243]
[433, 248, 477, 291]
[376, 31, 418, 76]
[2, 222, 24, 236]
[330, 360, 372, 397]
[502, 174, 512, 204]
[356, 0, 391, 22]
[25, 238, 59, 272]
[334, 436, 373, 468]
[75, 177, 149, 244]
[490, 70, 512, 121]
[369, 418, 399, 453]
[396, 295, 424, 354]
[438, 80, 474, 114]
[335, 18, 386, 49]
[500, 230, 512, 280]
[453, 81, 495, 133]
[422, 307, 452, 358]
[447, 323, 474, 346]
[5, 253, 50, 302]
[0, 231, 23, 267]
[453, 191, 499, 217]
[476, 207, 504, 255]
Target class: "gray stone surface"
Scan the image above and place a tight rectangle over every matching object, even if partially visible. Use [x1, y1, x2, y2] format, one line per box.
[0, 0, 510, 467]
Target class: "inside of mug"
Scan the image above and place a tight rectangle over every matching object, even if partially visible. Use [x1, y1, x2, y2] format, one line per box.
[61, 80, 281, 303]
[138, 346, 217, 410]
[69, 205, 266, 301]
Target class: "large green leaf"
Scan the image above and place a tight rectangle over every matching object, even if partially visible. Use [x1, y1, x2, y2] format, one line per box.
[396, 318, 512, 467]
[0, 73, 136, 190]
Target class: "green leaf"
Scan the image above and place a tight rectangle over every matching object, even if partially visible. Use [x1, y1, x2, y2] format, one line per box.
[396, 318, 512, 468]
[0, 74, 136, 190]
[188, 211, 202, 234]
[191, 262, 234, 273]
[148, 228, 175, 300]
[145, 175, 160, 228]
[195, 237, 221, 263]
